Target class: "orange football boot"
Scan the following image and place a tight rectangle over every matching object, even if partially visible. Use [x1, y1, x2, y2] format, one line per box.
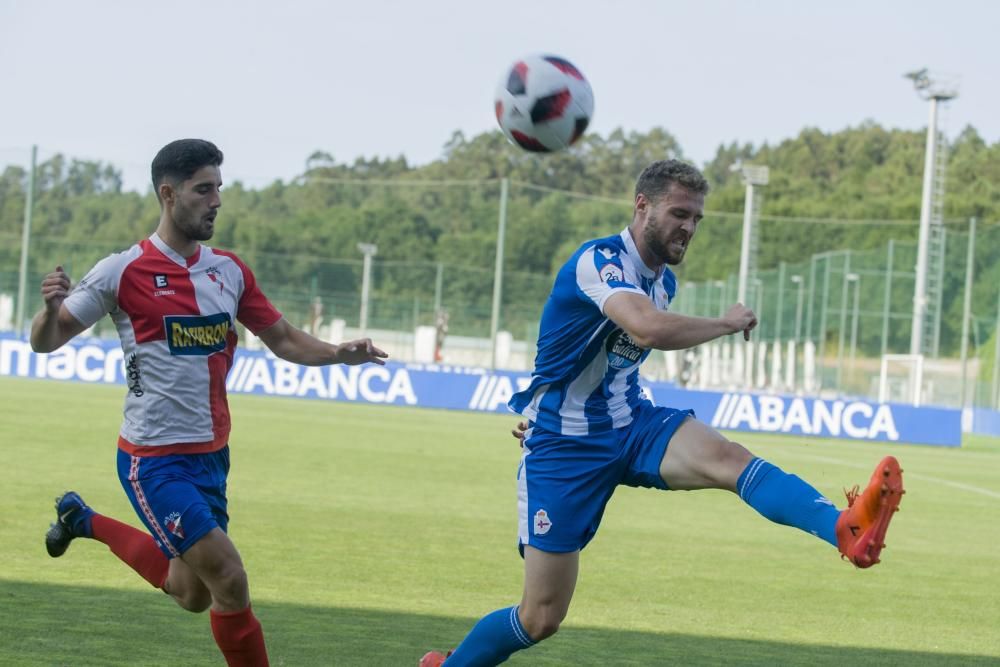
[835, 455, 905, 568]
[419, 650, 452, 667]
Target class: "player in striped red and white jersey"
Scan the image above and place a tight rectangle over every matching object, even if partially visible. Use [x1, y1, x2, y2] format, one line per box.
[32, 139, 387, 666]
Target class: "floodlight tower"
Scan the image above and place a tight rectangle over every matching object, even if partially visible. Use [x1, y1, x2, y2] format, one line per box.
[734, 163, 769, 306]
[905, 68, 958, 357]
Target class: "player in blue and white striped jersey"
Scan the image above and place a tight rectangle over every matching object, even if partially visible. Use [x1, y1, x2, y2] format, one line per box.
[508, 223, 680, 436]
[421, 160, 904, 667]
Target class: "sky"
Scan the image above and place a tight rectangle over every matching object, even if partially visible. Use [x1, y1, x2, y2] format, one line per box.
[1, 0, 997, 193]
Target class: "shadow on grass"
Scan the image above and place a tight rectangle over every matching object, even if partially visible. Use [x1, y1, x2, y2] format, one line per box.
[1, 578, 994, 666]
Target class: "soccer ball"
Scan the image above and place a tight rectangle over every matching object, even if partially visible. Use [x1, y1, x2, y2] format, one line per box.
[494, 54, 594, 153]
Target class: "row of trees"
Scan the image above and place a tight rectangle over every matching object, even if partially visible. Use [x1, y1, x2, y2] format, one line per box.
[1, 123, 998, 355]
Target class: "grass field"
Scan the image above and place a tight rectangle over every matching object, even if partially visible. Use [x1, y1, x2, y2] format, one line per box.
[1, 375, 998, 666]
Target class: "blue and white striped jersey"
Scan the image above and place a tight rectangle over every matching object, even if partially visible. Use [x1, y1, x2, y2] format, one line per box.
[509, 229, 677, 435]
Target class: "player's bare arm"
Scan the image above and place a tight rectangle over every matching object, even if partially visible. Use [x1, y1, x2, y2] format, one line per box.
[603, 291, 757, 350]
[257, 317, 388, 366]
[30, 265, 88, 353]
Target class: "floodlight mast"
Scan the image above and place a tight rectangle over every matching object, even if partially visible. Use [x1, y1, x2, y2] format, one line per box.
[905, 68, 958, 356]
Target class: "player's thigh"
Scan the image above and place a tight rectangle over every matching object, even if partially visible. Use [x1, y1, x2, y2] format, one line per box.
[658, 417, 754, 491]
[180, 526, 245, 582]
[520, 545, 579, 634]
[621, 405, 692, 490]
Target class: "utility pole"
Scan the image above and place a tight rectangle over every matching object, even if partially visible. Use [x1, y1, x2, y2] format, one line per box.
[15, 145, 38, 335]
[357, 243, 378, 336]
[489, 178, 509, 369]
[959, 218, 976, 409]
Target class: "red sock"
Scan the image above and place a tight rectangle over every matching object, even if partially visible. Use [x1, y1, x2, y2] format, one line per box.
[210, 606, 269, 667]
[90, 514, 169, 589]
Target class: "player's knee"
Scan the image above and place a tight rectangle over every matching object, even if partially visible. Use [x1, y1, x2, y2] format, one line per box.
[520, 606, 565, 641]
[722, 438, 754, 466]
[174, 589, 213, 613]
[199, 558, 249, 607]
[716, 439, 754, 488]
[697, 435, 752, 489]
[525, 616, 562, 641]
[216, 563, 249, 600]
[164, 569, 212, 613]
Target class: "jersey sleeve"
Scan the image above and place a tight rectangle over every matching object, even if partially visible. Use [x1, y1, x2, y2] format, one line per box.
[575, 244, 645, 314]
[62, 254, 123, 328]
[233, 258, 283, 334]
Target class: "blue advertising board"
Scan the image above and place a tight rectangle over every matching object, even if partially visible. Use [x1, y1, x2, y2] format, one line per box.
[0, 334, 963, 446]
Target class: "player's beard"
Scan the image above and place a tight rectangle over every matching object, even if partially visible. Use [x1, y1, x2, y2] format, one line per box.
[174, 201, 215, 242]
[643, 222, 686, 266]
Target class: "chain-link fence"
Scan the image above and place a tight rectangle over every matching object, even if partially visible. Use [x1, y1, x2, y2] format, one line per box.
[672, 222, 1000, 410]
[2, 178, 998, 410]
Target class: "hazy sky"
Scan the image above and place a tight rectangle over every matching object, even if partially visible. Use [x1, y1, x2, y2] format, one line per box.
[1, 0, 996, 192]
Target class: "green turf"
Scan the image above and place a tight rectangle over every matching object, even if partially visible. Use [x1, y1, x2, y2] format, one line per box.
[1, 376, 998, 665]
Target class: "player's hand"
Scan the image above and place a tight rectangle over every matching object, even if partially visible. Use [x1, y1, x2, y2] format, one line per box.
[511, 420, 528, 446]
[39, 265, 72, 313]
[335, 338, 389, 365]
[722, 303, 758, 341]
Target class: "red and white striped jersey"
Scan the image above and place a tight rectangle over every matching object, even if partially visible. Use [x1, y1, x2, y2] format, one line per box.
[64, 233, 282, 456]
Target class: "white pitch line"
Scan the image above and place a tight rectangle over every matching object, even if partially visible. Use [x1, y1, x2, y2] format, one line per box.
[776, 451, 1000, 500]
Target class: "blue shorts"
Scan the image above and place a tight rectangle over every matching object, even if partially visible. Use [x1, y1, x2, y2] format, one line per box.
[117, 446, 230, 559]
[517, 403, 693, 554]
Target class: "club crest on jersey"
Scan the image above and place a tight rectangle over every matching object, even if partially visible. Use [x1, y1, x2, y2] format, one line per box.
[605, 329, 644, 369]
[533, 509, 552, 536]
[205, 266, 224, 293]
[164, 312, 232, 356]
[165, 512, 184, 539]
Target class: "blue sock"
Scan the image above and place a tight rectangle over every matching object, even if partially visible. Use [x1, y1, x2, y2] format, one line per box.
[736, 458, 840, 547]
[445, 605, 535, 666]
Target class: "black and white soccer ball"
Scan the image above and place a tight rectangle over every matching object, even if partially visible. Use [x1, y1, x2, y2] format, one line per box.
[494, 54, 594, 153]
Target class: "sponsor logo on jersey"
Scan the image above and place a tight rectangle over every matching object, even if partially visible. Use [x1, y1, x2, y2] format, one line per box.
[165, 512, 184, 539]
[599, 264, 624, 283]
[594, 245, 629, 286]
[605, 329, 644, 369]
[533, 509, 552, 535]
[153, 274, 175, 296]
[125, 352, 144, 397]
[164, 313, 232, 356]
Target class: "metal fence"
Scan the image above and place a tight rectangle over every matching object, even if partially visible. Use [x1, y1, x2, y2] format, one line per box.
[2, 180, 998, 411]
[671, 222, 1000, 410]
